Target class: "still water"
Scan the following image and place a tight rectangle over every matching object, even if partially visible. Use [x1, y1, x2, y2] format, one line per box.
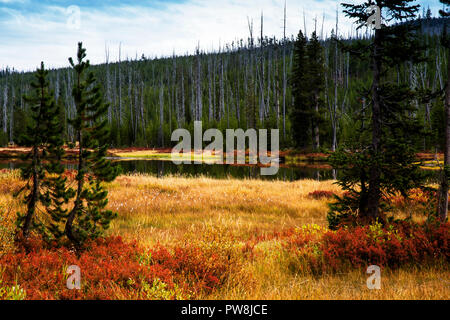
[0, 159, 334, 181]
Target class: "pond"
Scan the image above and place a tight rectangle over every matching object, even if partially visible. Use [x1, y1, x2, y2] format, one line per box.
[115, 159, 336, 181]
[0, 159, 441, 182]
[0, 159, 334, 181]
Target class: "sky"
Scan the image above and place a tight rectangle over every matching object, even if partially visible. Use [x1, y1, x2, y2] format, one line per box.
[0, 0, 443, 72]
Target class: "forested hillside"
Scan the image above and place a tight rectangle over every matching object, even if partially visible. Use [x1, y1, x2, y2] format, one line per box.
[0, 16, 448, 150]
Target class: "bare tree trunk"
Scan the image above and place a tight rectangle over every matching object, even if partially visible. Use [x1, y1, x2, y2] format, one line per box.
[55, 71, 60, 102]
[333, 9, 339, 152]
[172, 54, 177, 126]
[118, 43, 123, 126]
[159, 80, 164, 147]
[22, 145, 39, 238]
[259, 12, 265, 124]
[236, 77, 241, 122]
[166, 66, 172, 135]
[128, 65, 134, 141]
[266, 48, 271, 117]
[219, 58, 225, 121]
[9, 89, 14, 143]
[196, 46, 202, 122]
[181, 68, 185, 124]
[134, 72, 139, 141]
[313, 98, 320, 150]
[213, 55, 217, 121]
[113, 67, 117, 124]
[140, 81, 146, 141]
[208, 57, 213, 121]
[438, 49, 450, 222]
[366, 29, 382, 220]
[282, 1, 287, 140]
[3, 82, 8, 134]
[105, 46, 112, 124]
[190, 65, 195, 121]
[274, 47, 280, 127]
[172, 54, 178, 126]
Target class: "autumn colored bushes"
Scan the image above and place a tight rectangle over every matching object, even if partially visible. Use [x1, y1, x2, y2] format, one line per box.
[1, 220, 448, 300]
[0, 236, 235, 300]
[253, 221, 449, 275]
[317, 222, 449, 271]
[308, 190, 336, 200]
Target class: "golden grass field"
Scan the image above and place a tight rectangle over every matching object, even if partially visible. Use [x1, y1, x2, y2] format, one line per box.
[0, 170, 448, 299]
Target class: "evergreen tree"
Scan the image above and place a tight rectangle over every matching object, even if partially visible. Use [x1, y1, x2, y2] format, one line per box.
[291, 30, 310, 149]
[15, 62, 63, 240]
[65, 43, 120, 247]
[426, 6, 433, 19]
[291, 30, 325, 150]
[438, 0, 450, 222]
[306, 31, 325, 150]
[329, 0, 426, 225]
[40, 115, 75, 243]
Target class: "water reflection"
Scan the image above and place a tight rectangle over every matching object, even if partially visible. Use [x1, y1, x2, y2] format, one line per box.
[0, 160, 440, 182]
[115, 160, 337, 181]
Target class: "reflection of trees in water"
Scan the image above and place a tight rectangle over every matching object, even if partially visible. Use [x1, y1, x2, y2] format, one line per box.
[1, 160, 440, 182]
[157, 161, 164, 178]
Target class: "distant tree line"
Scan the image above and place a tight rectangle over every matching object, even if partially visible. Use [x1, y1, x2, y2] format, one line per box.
[0, 14, 448, 152]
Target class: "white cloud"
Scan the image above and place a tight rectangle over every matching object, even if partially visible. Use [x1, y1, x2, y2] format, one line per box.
[0, 0, 413, 71]
[0, 0, 27, 3]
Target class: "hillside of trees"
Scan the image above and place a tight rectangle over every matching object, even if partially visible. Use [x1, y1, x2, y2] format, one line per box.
[0, 16, 448, 151]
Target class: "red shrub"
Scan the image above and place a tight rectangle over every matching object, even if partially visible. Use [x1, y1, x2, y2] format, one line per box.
[147, 246, 230, 294]
[0, 237, 233, 300]
[276, 222, 450, 274]
[308, 190, 336, 200]
[324, 222, 447, 272]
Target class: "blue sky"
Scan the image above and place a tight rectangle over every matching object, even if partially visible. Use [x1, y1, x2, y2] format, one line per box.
[0, 0, 443, 71]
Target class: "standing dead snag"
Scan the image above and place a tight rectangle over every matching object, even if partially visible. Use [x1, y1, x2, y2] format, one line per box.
[438, 0, 450, 222]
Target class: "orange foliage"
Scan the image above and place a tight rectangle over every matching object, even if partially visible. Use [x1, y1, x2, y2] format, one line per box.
[0, 236, 233, 300]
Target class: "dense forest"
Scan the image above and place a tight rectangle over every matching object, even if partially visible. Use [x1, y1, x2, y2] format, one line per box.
[0, 14, 448, 151]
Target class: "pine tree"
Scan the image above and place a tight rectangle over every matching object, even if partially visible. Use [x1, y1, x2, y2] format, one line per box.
[329, 0, 426, 225]
[40, 114, 74, 243]
[15, 62, 63, 240]
[291, 30, 310, 149]
[438, 0, 450, 222]
[306, 31, 325, 150]
[426, 6, 433, 19]
[291, 30, 325, 150]
[65, 43, 120, 247]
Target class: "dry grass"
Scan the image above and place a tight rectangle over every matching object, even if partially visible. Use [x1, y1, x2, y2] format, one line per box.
[0, 170, 448, 300]
[208, 265, 450, 300]
[106, 174, 340, 246]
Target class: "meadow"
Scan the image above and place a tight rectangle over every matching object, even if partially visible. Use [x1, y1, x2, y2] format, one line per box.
[0, 169, 448, 300]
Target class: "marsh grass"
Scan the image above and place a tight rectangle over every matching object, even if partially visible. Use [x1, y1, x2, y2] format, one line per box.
[106, 174, 340, 246]
[0, 170, 448, 300]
